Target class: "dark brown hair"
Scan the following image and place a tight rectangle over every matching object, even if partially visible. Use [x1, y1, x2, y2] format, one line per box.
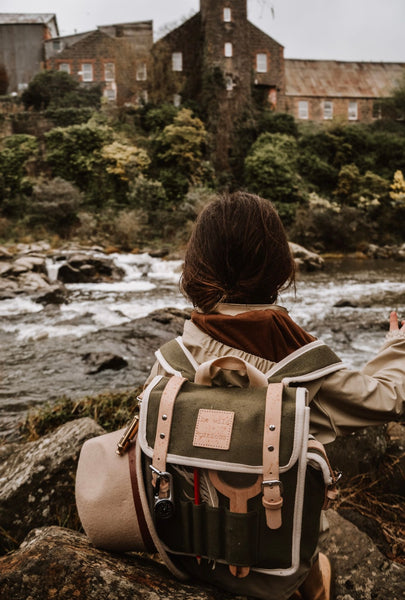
[180, 191, 296, 312]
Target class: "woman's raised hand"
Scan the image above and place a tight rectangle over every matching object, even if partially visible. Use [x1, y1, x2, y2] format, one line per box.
[389, 311, 405, 332]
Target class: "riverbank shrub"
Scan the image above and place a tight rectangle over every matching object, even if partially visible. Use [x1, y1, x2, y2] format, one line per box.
[0, 134, 39, 215]
[26, 178, 82, 237]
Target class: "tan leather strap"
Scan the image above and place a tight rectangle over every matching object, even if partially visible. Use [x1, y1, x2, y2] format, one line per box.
[128, 438, 156, 553]
[151, 376, 187, 494]
[262, 382, 284, 529]
[308, 438, 339, 509]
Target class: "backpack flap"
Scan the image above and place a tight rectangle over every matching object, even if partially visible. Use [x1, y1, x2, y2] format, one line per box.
[139, 375, 307, 475]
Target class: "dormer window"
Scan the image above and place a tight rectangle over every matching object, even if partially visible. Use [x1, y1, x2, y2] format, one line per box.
[223, 7, 231, 22]
[224, 42, 233, 58]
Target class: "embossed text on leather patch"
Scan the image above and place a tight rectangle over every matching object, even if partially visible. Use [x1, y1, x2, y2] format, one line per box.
[193, 409, 234, 450]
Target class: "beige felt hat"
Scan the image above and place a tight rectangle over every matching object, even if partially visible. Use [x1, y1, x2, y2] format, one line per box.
[75, 428, 187, 580]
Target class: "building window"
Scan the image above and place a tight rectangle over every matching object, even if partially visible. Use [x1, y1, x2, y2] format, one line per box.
[58, 63, 71, 74]
[348, 101, 358, 121]
[224, 42, 233, 57]
[137, 90, 148, 104]
[256, 53, 268, 73]
[136, 62, 147, 81]
[173, 94, 181, 107]
[225, 75, 233, 91]
[372, 101, 382, 120]
[52, 40, 62, 52]
[223, 7, 231, 22]
[104, 83, 117, 101]
[323, 101, 333, 120]
[104, 62, 115, 82]
[172, 52, 183, 72]
[298, 101, 309, 120]
[81, 63, 93, 82]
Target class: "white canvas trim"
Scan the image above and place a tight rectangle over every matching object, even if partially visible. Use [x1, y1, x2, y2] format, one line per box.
[307, 452, 333, 486]
[155, 349, 182, 376]
[282, 362, 345, 385]
[175, 336, 201, 371]
[281, 387, 306, 470]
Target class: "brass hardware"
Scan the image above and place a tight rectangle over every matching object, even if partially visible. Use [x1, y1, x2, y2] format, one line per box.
[116, 414, 139, 455]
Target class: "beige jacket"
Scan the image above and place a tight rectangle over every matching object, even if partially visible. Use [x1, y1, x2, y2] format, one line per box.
[147, 303, 405, 444]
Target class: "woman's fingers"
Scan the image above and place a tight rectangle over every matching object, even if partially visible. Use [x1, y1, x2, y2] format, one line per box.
[389, 311, 399, 331]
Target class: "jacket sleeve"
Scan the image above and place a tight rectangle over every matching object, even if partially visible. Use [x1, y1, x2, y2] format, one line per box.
[308, 335, 405, 443]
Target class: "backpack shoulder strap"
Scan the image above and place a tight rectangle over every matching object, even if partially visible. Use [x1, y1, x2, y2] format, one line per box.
[266, 340, 344, 384]
[155, 337, 198, 381]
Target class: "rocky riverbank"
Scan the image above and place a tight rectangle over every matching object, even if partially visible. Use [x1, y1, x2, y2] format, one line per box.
[0, 415, 404, 599]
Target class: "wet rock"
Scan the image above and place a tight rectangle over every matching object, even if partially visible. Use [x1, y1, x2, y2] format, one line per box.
[34, 284, 68, 305]
[289, 242, 324, 271]
[0, 246, 13, 260]
[57, 253, 125, 284]
[334, 299, 359, 308]
[13, 255, 47, 275]
[82, 352, 128, 373]
[0, 418, 104, 554]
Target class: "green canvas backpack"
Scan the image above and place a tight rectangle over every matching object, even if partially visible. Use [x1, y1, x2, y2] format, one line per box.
[138, 337, 343, 578]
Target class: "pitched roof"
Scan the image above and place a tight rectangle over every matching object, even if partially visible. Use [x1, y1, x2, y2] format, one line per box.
[285, 59, 405, 98]
[0, 13, 56, 25]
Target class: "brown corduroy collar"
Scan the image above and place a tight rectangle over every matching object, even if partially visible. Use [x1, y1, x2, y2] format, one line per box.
[191, 308, 316, 363]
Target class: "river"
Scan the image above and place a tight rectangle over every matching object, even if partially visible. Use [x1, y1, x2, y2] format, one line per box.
[0, 253, 404, 438]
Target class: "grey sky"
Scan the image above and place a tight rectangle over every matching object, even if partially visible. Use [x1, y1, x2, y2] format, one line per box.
[2, 0, 404, 62]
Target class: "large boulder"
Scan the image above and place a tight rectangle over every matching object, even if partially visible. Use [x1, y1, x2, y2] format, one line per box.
[56, 253, 125, 284]
[0, 418, 104, 554]
[0, 513, 403, 600]
[289, 242, 324, 271]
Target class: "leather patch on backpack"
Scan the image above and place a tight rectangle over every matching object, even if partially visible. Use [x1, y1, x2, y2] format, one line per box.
[193, 409, 234, 450]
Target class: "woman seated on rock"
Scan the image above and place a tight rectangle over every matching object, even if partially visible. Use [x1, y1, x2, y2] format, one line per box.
[145, 191, 405, 600]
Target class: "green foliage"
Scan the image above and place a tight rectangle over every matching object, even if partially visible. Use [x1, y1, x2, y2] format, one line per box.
[151, 108, 210, 202]
[44, 123, 114, 200]
[258, 111, 299, 137]
[290, 193, 374, 252]
[21, 70, 102, 111]
[0, 134, 38, 213]
[44, 107, 95, 127]
[101, 141, 150, 182]
[128, 175, 168, 211]
[333, 163, 361, 204]
[140, 103, 179, 132]
[27, 178, 82, 237]
[244, 133, 302, 220]
[390, 170, 405, 204]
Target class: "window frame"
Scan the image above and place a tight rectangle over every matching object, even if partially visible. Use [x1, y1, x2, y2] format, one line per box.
[58, 62, 71, 74]
[256, 53, 268, 73]
[298, 100, 309, 120]
[172, 52, 183, 72]
[223, 7, 231, 22]
[323, 100, 333, 120]
[136, 62, 147, 81]
[224, 42, 233, 58]
[104, 62, 115, 82]
[348, 100, 358, 121]
[81, 63, 94, 82]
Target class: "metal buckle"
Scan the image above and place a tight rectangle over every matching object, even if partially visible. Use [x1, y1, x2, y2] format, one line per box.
[149, 465, 175, 519]
[262, 479, 284, 494]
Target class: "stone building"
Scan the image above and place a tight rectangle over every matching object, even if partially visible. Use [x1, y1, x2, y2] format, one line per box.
[45, 22, 152, 105]
[0, 13, 59, 94]
[284, 60, 405, 123]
